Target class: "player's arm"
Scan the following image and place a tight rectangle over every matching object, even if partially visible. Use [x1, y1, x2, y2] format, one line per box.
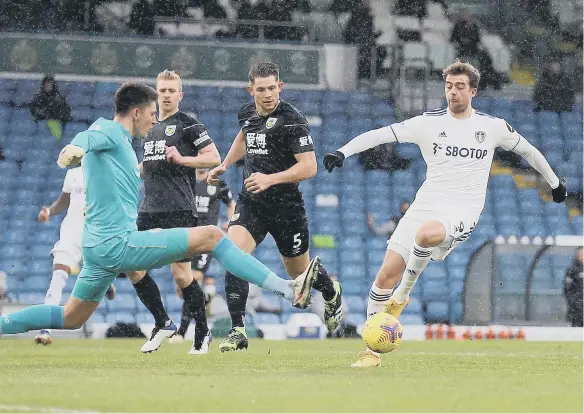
[167, 124, 221, 168]
[499, 121, 567, 202]
[222, 130, 248, 169]
[58, 130, 118, 168]
[208, 130, 246, 184]
[266, 151, 317, 185]
[323, 116, 422, 172]
[246, 151, 317, 194]
[38, 192, 70, 222]
[167, 142, 221, 168]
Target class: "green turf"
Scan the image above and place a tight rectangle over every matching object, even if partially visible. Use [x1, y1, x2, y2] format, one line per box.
[0, 339, 582, 413]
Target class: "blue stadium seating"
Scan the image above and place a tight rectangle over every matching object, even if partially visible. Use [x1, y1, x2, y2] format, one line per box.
[0, 81, 581, 326]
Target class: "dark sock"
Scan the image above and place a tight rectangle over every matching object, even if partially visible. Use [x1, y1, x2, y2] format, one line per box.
[225, 271, 249, 329]
[181, 281, 208, 346]
[177, 301, 191, 337]
[133, 272, 169, 327]
[312, 265, 336, 301]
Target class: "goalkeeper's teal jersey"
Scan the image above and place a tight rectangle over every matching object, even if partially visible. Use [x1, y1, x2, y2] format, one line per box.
[70, 118, 140, 247]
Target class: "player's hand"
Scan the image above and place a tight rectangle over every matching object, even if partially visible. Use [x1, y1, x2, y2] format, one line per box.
[165, 146, 184, 165]
[38, 207, 51, 222]
[551, 178, 567, 203]
[244, 172, 274, 194]
[208, 164, 227, 185]
[323, 151, 345, 172]
[57, 145, 85, 168]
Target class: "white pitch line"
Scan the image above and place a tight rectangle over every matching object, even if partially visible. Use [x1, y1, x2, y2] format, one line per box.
[0, 404, 98, 413]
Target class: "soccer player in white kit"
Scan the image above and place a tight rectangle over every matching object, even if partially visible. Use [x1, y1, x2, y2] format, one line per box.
[323, 61, 568, 367]
[35, 167, 116, 345]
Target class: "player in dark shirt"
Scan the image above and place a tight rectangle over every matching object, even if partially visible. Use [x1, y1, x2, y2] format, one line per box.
[171, 168, 235, 342]
[208, 61, 343, 351]
[126, 70, 221, 355]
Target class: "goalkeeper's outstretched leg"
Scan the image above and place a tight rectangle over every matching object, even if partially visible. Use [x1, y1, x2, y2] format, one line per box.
[0, 225, 319, 336]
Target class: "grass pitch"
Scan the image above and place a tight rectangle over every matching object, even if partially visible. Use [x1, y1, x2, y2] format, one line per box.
[0, 339, 581, 413]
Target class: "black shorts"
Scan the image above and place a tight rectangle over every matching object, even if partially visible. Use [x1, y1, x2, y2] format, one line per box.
[137, 211, 198, 263]
[191, 253, 212, 273]
[228, 196, 309, 258]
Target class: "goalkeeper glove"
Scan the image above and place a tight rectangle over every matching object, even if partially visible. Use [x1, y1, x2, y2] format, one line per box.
[551, 178, 567, 203]
[323, 151, 345, 172]
[57, 145, 85, 168]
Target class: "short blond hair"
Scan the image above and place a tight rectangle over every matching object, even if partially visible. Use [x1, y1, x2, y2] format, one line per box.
[442, 61, 480, 89]
[156, 70, 182, 90]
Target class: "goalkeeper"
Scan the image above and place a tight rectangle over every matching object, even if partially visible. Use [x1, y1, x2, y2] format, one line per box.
[0, 83, 319, 336]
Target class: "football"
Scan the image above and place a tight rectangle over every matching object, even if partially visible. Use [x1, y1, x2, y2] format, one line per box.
[362, 313, 404, 353]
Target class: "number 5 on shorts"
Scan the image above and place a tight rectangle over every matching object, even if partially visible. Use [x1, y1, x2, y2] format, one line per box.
[293, 233, 301, 249]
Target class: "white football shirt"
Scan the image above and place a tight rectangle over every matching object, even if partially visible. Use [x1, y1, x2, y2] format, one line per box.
[390, 108, 522, 218]
[60, 167, 86, 233]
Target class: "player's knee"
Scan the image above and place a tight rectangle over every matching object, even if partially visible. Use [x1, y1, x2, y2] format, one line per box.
[126, 270, 146, 284]
[192, 269, 204, 283]
[415, 221, 446, 247]
[172, 269, 193, 288]
[187, 225, 223, 253]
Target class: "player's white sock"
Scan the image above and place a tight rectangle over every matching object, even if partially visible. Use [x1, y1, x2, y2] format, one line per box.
[393, 242, 434, 302]
[365, 283, 393, 357]
[44, 269, 69, 306]
[367, 283, 394, 318]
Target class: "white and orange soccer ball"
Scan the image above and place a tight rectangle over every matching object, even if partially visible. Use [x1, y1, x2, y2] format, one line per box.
[362, 313, 404, 353]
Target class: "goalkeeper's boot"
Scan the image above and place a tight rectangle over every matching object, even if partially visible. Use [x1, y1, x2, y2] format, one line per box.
[350, 349, 381, 368]
[34, 329, 52, 346]
[140, 320, 177, 353]
[292, 256, 320, 309]
[324, 280, 343, 333]
[188, 330, 212, 355]
[219, 327, 248, 352]
[383, 297, 409, 319]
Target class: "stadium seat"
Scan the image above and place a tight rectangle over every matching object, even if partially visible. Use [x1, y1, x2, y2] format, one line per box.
[400, 313, 424, 325]
[345, 295, 366, 315]
[108, 293, 137, 313]
[449, 301, 463, 323]
[106, 312, 136, 324]
[425, 301, 449, 322]
[422, 280, 450, 301]
[253, 313, 281, 324]
[135, 312, 155, 323]
[402, 297, 423, 314]
[17, 291, 46, 304]
[339, 264, 366, 281]
[345, 312, 366, 328]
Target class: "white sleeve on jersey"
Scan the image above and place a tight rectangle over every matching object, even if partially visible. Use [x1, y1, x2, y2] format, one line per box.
[389, 115, 426, 144]
[512, 136, 560, 188]
[338, 125, 397, 158]
[62, 170, 73, 194]
[495, 118, 522, 151]
[497, 119, 560, 188]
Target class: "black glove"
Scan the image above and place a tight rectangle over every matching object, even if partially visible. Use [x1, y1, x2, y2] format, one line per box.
[551, 178, 567, 203]
[323, 151, 345, 172]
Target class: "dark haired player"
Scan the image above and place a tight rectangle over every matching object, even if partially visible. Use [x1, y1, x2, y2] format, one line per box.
[209, 61, 343, 352]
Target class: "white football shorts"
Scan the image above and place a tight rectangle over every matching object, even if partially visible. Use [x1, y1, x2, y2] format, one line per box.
[387, 209, 478, 263]
[51, 236, 82, 270]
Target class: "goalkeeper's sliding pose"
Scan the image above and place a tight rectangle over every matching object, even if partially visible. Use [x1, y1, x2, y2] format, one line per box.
[0, 83, 320, 337]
